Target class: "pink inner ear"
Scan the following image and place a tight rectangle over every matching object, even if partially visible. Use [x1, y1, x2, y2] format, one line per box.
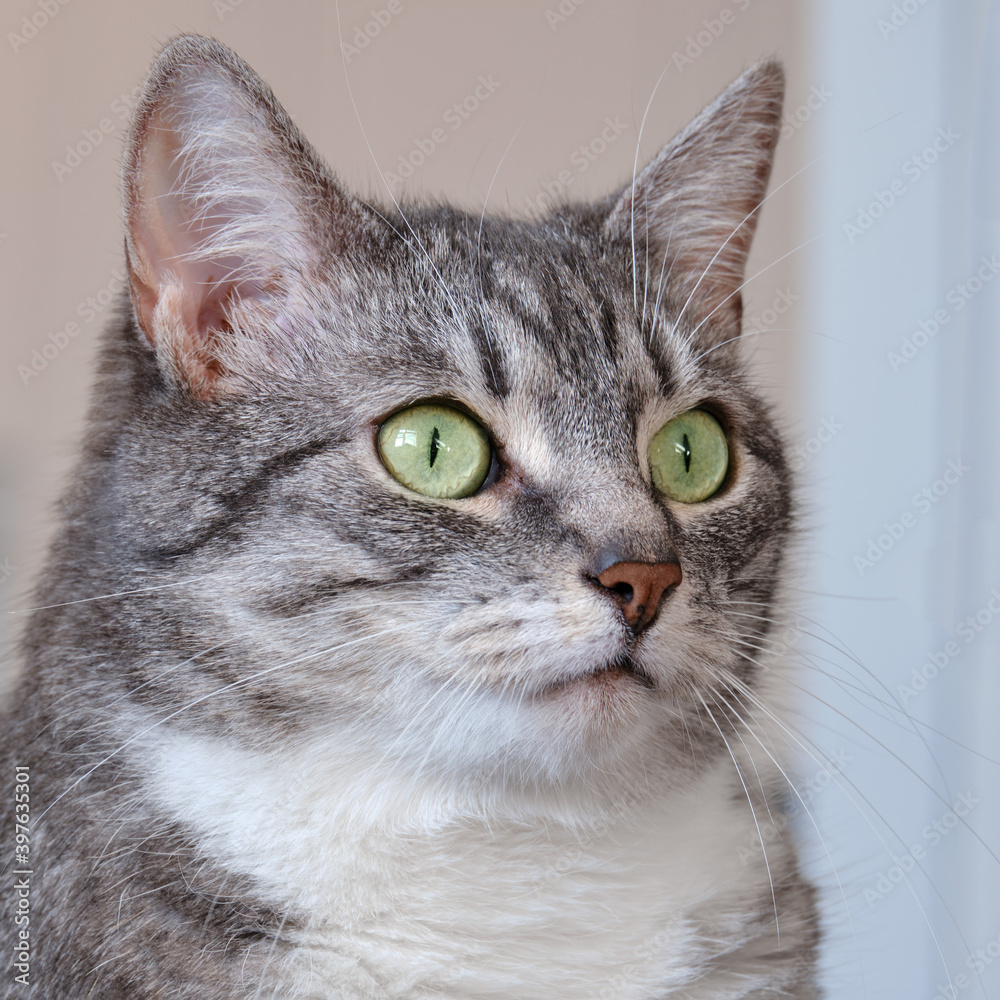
[124, 66, 314, 366]
[129, 112, 263, 346]
[187, 257, 269, 343]
[119, 39, 353, 396]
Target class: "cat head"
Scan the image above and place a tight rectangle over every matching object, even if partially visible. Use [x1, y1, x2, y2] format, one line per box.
[108, 35, 788, 803]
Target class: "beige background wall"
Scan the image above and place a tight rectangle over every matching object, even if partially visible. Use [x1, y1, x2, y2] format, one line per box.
[0, 0, 811, 655]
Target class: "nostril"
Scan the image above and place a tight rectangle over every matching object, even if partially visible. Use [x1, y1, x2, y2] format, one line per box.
[588, 559, 682, 634]
[584, 574, 634, 603]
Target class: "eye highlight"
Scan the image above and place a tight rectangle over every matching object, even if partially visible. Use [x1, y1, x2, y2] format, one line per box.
[649, 409, 729, 503]
[378, 404, 492, 499]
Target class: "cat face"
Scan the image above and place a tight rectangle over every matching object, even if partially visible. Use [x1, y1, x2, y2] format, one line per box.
[112, 36, 788, 797]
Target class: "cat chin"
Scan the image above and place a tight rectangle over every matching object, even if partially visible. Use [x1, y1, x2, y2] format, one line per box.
[538, 655, 656, 694]
[415, 686, 670, 793]
[526, 661, 658, 747]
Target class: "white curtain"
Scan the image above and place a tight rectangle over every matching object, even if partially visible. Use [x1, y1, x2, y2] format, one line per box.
[804, 2, 1000, 996]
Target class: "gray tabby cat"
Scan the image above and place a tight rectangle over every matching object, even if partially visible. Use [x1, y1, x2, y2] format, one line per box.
[0, 34, 819, 998]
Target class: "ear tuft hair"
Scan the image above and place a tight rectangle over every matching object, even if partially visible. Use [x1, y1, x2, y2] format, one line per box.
[605, 60, 785, 345]
[122, 34, 365, 396]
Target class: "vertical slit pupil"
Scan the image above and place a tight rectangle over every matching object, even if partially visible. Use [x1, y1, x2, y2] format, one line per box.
[429, 427, 441, 467]
[682, 433, 691, 473]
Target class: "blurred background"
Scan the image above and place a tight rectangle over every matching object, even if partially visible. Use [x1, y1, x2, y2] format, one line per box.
[1, 1, 997, 996]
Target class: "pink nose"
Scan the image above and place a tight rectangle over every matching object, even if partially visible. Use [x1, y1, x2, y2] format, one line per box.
[594, 560, 682, 633]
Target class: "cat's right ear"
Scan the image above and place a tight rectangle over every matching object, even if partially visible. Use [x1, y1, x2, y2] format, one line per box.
[122, 35, 366, 397]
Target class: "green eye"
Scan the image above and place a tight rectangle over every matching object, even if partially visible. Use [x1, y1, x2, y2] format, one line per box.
[649, 409, 729, 503]
[378, 404, 492, 499]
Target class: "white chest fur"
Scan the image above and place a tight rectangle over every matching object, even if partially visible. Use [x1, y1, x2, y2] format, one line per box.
[146, 729, 776, 999]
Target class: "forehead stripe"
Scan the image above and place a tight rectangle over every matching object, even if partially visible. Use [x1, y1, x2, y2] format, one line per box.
[468, 322, 510, 399]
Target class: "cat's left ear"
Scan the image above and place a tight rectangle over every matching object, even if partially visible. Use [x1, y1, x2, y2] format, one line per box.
[123, 34, 368, 397]
[605, 60, 784, 346]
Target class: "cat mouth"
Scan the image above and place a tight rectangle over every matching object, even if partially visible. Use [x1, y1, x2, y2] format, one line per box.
[591, 656, 656, 689]
[541, 655, 656, 696]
